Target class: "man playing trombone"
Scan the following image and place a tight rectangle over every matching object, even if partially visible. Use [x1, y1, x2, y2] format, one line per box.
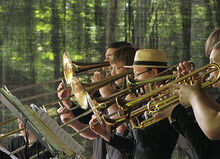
[57, 41, 134, 159]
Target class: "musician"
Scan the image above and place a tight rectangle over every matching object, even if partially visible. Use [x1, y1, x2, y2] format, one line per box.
[8, 119, 52, 159]
[57, 41, 133, 159]
[154, 28, 220, 159]
[90, 49, 179, 159]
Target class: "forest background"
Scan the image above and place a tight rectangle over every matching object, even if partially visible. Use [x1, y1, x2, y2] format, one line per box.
[1, 0, 220, 158]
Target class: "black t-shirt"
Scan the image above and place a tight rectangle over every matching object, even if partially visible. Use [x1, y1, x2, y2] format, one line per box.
[108, 117, 178, 159]
[0, 150, 12, 159]
[171, 104, 220, 159]
[8, 136, 52, 159]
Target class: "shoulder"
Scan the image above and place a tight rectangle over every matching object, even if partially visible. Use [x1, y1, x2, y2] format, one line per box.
[10, 135, 24, 144]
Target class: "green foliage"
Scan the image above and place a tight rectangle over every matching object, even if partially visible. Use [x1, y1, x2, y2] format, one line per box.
[0, 0, 219, 158]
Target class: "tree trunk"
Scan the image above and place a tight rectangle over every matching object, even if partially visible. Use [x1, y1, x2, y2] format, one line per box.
[84, 0, 91, 62]
[106, 0, 120, 47]
[149, 8, 158, 49]
[180, 0, 192, 61]
[95, 0, 106, 61]
[128, 0, 133, 42]
[214, 0, 220, 27]
[133, 0, 149, 49]
[61, 0, 66, 52]
[25, 0, 36, 83]
[51, 0, 61, 81]
[204, 0, 214, 64]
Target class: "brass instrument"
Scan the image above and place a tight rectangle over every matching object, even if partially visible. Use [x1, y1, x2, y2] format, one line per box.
[70, 69, 133, 109]
[103, 63, 220, 132]
[126, 61, 195, 88]
[63, 52, 109, 85]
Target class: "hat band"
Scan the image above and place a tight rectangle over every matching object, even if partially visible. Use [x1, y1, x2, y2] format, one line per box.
[133, 61, 167, 67]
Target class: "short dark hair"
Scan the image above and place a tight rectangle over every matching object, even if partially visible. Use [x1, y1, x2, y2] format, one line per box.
[107, 41, 132, 49]
[110, 46, 137, 66]
[205, 28, 220, 56]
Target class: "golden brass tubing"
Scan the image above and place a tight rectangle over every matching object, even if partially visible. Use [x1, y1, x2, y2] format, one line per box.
[0, 128, 23, 139]
[70, 111, 118, 137]
[9, 140, 36, 155]
[0, 87, 71, 108]
[0, 93, 74, 126]
[0, 117, 17, 126]
[0, 107, 79, 140]
[118, 63, 220, 117]
[10, 78, 63, 93]
[61, 109, 93, 128]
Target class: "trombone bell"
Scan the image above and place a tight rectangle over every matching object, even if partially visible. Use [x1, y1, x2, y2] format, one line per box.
[71, 77, 88, 109]
[63, 52, 74, 85]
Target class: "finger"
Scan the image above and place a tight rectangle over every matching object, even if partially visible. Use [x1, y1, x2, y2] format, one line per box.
[57, 82, 64, 91]
[173, 89, 179, 95]
[193, 79, 201, 87]
[177, 65, 183, 77]
[182, 61, 191, 72]
[57, 107, 64, 114]
[153, 112, 165, 119]
[173, 71, 177, 75]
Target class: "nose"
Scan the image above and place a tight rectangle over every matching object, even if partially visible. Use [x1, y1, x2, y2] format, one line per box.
[104, 57, 109, 62]
[19, 122, 24, 129]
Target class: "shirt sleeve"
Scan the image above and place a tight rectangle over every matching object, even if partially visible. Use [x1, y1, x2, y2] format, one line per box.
[107, 131, 134, 156]
[171, 104, 220, 159]
[71, 102, 92, 124]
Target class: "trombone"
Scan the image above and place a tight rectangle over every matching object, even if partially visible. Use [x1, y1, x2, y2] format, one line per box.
[102, 63, 220, 132]
[63, 52, 109, 85]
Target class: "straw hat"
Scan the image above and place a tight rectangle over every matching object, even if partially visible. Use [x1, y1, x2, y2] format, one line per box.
[125, 49, 167, 68]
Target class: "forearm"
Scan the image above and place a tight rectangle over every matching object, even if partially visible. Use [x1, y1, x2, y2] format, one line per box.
[189, 90, 220, 139]
[69, 121, 98, 140]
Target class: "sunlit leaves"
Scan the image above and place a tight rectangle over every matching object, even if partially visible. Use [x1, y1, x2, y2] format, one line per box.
[36, 23, 51, 33]
[35, 8, 51, 19]
[0, 6, 3, 13]
[41, 51, 54, 61]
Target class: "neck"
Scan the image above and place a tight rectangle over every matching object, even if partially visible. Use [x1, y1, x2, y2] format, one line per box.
[28, 133, 36, 144]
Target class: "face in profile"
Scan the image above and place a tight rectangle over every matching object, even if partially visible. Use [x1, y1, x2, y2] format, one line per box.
[209, 48, 220, 87]
[104, 48, 117, 62]
[133, 67, 152, 80]
[110, 61, 128, 85]
[18, 119, 32, 137]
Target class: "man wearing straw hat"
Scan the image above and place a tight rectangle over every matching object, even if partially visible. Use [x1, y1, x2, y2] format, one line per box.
[90, 49, 192, 159]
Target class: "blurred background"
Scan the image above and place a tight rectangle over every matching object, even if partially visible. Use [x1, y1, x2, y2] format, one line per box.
[1, 0, 220, 158]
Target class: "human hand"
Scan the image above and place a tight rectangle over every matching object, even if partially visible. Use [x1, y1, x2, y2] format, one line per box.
[169, 80, 201, 107]
[153, 103, 179, 122]
[57, 82, 72, 109]
[91, 71, 117, 96]
[176, 61, 194, 77]
[57, 107, 75, 125]
[89, 115, 111, 141]
[91, 71, 105, 82]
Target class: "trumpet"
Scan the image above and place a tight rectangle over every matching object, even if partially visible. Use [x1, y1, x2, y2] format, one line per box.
[103, 63, 220, 132]
[126, 61, 195, 88]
